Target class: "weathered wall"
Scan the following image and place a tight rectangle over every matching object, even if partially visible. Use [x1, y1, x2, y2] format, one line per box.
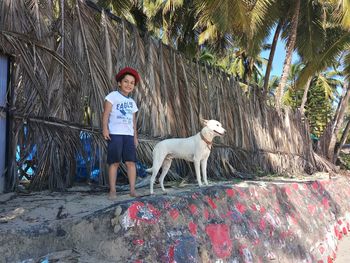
[91, 177, 350, 262]
[1, 176, 350, 262]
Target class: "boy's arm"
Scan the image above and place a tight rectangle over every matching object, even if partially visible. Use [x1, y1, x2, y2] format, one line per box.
[133, 112, 138, 147]
[102, 100, 112, 140]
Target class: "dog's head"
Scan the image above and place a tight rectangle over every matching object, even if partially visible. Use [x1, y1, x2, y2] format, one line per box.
[201, 119, 226, 137]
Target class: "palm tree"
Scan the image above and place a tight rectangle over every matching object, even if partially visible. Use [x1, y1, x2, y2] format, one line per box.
[306, 71, 342, 137]
[263, 20, 282, 97]
[274, 0, 300, 110]
[283, 62, 304, 109]
[293, 2, 350, 162]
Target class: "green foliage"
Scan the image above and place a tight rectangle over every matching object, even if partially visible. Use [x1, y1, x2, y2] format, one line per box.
[305, 72, 341, 137]
[339, 152, 350, 170]
[97, 0, 350, 121]
[283, 62, 304, 108]
[97, 0, 133, 17]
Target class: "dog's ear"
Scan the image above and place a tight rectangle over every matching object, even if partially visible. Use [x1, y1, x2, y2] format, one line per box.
[200, 118, 208, 126]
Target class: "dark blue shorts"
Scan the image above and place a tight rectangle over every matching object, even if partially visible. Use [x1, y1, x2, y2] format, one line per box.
[107, 135, 136, 165]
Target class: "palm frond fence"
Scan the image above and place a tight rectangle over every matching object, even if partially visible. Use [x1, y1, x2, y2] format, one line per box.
[0, 0, 329, 191]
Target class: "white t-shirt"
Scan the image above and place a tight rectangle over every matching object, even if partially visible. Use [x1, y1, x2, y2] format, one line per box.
[105, 91, 138, 136]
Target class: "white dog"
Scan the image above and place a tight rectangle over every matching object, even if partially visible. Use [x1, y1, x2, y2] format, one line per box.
[148, 119, 226, 194]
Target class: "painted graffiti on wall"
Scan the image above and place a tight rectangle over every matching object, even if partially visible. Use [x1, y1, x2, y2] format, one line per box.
[113, 178, 350, 262]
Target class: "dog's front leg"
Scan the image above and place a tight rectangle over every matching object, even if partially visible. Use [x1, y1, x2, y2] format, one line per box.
[201, 158, 209, 185]
[194, 160, 203, 187]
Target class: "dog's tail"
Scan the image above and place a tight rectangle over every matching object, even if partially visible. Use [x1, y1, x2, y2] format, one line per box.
[145, 167, 152, 173]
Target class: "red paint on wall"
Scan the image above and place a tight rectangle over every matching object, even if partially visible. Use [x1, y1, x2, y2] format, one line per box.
[290, 213, 298, 225]
[206, 196, 217, 209]
[191, 193, 198, 199]
[292, 183, 299, 190]
[253, 238, 260, 245]
[133, 239, 145, 245]
[322, 197, 330, 209]
[188, 221, 197, 236]
[226, 188, 235, 197]
[312, 181, 319, 191]
[308, 205, 317, 215]
[335, 226, 341, 239]
[169, 209, 179, 220]
[204, 209, 210, 220]
[281, 230, 293, 239]
[319, 246, 325, 255]
[284, 186, 292, 196]
[343, 227, 348, 235]
[188, 204, 198, 215]
[128, 201, 161, 224]
[168, 244, 175, 263]
[259, 218, 266, 231]
[251, 204, 257, 211]
[235, 202, 247, 214]
[163, 201, 171, 209]
[274, 203, 281, 214]
[205, 224, 233, 258]
[236, 188, 247, 197]
[271, 186, 277, 194]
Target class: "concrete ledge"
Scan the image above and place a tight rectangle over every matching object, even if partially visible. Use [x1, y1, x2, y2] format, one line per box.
[1, 176, 350, 262]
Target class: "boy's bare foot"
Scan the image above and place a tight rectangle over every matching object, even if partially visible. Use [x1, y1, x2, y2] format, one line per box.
[130, 192, 138, 197]
[108, 192, 117, 200]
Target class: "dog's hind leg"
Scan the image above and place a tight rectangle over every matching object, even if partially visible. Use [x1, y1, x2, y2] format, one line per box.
[158, 158, 172, 192]
[201, 158, 209, 185]
[150, 157, 165, 194]
[150, 167, 160, 195]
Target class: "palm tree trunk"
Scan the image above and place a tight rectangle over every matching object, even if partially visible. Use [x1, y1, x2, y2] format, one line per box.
[333, 118, 350, 163]
[299, 76, 312, 116]
[318, 83, 350, 162]
[263, 20, 282, 98]
[275, 0, 300, 110]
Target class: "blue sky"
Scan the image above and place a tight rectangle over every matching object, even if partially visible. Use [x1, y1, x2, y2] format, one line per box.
[260, 37, 300, 78]
[260, 36, 344, 105]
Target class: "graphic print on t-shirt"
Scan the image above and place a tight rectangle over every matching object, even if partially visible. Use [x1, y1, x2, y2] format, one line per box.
[105, 91, 138, 135]
[116, 101, 133, 116]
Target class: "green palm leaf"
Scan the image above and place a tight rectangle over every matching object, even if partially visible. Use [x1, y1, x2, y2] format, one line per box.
[298, 28, 350, 86]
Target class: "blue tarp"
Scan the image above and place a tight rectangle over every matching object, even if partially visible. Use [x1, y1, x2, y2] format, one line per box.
[17, 131, 147, 183]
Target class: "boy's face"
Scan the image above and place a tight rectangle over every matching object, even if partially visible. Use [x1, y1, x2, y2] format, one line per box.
[118, 74, 136, 96]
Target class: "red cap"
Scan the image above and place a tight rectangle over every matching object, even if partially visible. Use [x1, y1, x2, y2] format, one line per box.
[115, 67, 140, 85]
